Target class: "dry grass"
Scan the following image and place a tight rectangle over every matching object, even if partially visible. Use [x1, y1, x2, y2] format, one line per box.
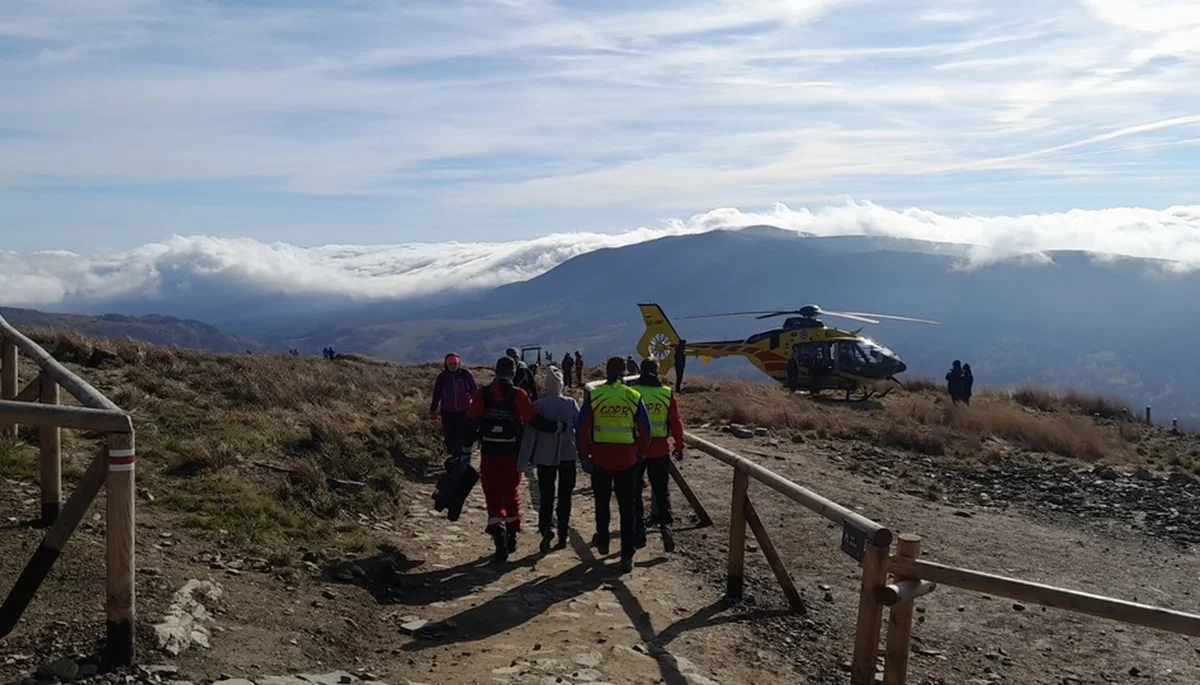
[9, 328, 460, 549]
[1009, 384, 1134, 420]
[681, 377, 1133, 462]
[0, 326, 1151, 551]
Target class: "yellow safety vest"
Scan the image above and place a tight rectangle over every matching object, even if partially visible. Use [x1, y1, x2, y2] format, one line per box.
[589, 382, 642, 445]
[634, 385, 672, 439]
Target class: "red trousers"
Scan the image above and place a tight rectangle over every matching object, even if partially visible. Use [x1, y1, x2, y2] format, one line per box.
[480, 454, 522, 535]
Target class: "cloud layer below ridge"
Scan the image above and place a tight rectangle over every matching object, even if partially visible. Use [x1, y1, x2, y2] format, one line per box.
[4, 200, 1200, 310]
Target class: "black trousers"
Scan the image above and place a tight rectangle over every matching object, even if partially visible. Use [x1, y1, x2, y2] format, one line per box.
[638, 458, 673, 526]
[536, 462, 577, 535]
[441, 410, 469, 457]
[592, 464, 638, 560]
[675, 363, 685, 390]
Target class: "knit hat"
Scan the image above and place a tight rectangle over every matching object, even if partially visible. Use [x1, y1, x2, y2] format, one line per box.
[495, 356, 516, 379]
[544, 365, 564, 395]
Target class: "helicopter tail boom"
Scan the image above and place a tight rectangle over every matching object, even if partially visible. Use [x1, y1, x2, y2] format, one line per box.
[636, 303, 682, 362]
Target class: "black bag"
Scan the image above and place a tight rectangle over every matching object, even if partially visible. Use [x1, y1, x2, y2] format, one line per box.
[432, 454, 478, 522]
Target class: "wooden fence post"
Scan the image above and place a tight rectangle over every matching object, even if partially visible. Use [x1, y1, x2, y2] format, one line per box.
[851, 538, 892, 685]
[39, 377, 61, 526]
[1, 336, 16, 437]
[105, 430, 136, 667]
[744, 496, 806, 614]
[883, 534, 922, 685]
[726, 468, 749, 600]
[669, 460, 713, 527]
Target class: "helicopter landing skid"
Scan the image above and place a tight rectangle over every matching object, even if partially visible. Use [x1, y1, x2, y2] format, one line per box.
[803, 378, 899, 404]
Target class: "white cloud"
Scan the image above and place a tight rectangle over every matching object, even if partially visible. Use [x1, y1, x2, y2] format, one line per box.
[5, 201, 1200, 309]
[3, 0, 1200, 243]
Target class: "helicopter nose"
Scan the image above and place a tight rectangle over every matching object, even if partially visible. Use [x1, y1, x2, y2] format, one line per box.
[893, 359, 907, 375]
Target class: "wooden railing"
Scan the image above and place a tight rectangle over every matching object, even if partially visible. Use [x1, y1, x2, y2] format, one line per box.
[584, 375, 1200, 685]
[0, 316, 137, 667]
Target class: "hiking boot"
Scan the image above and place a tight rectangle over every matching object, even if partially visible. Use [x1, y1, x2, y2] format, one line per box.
[540, 530, 554, 553]
[593, 534, 610, 556]
[506, 530, 518, 554]
[661, 525, 676, 553]
[619, 557, 634, 574]
[634, 526, 647, 550]
[555, 534, 569, 550]
[492, 533, 508, 563]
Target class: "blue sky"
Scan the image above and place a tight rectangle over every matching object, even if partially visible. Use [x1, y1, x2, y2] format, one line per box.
[3, 0, 1200, 253]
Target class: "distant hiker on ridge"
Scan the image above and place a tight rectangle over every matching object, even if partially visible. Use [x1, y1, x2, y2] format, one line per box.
[430, 353, 477, 460]
[561, 350, 576, 388]
[574, 351, 584, 387]
[961, 363, 974, 406]
[625, 355, 638, 376]
[946, 360, 964, 404]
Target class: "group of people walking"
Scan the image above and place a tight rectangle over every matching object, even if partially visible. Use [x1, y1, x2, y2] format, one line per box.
[428, 348, 685, 573]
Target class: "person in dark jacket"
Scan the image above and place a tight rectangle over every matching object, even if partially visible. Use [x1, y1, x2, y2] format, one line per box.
[946, 360, 964, 404]
[673, 340, 687, 391]
[961, 363, 974, 405]
[430, 353, 478, 459]
[465, 356, 540, 562]
[561, 351, 575, 388]
[574, 351, 584, 386]
[625, 356, 638, 375]
[506, 347, 539, 401]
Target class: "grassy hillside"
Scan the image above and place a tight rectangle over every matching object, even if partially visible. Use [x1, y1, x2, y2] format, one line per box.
[1, 329, 1194, 559]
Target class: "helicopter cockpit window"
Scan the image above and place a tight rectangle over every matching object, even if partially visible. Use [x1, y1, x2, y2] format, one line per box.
[837, 340, 870, 367]
[858, 339, 892, 363]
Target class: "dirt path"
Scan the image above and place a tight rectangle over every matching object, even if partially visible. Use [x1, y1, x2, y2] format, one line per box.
[377, 472, 793, 685]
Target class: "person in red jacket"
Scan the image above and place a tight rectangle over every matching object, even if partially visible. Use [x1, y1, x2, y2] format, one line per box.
[576, 356, 652, 573]
[465, 355, 540, 562]
[629, 358, 685, 552]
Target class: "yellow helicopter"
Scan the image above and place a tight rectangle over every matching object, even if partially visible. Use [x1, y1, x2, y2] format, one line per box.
[635, 303, 938, 401]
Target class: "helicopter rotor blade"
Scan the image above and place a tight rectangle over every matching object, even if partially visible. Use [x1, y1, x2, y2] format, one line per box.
[678, 310, 793, 320]
[754, 311, 798, 320]
[839, 311, 940, 325]
[820, 311, 880, 325]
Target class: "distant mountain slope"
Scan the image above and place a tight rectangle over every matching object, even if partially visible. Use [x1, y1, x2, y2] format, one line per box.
[317, 230, 1200, 423]
[0, 306, 283, 354]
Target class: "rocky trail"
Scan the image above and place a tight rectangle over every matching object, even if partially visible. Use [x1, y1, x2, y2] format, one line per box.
[7, 425, 1200, 685]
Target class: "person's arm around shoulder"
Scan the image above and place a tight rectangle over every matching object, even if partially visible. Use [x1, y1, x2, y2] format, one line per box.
[575, 394, 594, 473]
[515, 388, 538, 423]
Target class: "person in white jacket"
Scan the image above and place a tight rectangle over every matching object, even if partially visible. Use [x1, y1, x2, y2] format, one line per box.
[518, 365, 580, 552]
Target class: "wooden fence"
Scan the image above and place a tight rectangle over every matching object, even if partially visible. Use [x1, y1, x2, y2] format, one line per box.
[0, 316, 137, 666]
[583, 375, 1200, 685]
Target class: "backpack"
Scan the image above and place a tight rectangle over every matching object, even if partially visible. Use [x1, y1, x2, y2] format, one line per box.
[479, 382, 521, 456]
